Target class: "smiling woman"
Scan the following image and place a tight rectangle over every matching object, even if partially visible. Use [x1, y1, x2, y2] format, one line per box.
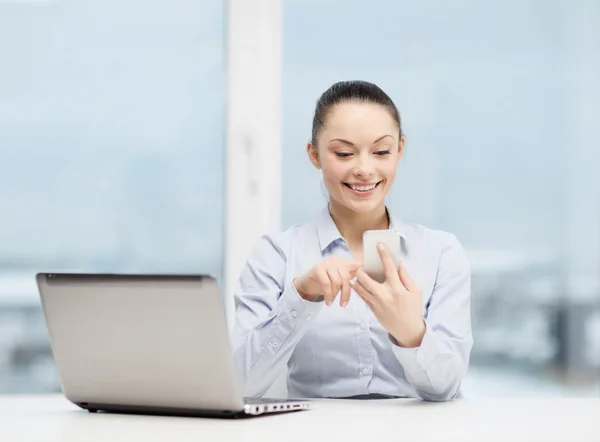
[231, 80, 472, 401]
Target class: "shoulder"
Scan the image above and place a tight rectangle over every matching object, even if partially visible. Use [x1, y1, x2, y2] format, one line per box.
[397, 219, 470, 272]
[252, 219, 320, 260]
[397, 219, 456, 247]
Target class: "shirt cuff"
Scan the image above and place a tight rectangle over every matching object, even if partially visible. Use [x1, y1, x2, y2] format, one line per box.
[389, 323, 440, 386]
[272, 282, 324, 329]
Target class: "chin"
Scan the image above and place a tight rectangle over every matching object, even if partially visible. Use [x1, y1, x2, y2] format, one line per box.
[340, 197, 384, 214]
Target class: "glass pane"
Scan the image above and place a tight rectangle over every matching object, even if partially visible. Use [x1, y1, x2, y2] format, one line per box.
[282, 0, 600, 396]
[0, 0, 225, 393]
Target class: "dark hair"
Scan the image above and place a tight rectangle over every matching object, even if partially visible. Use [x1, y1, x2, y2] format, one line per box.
[311, 80, 402, 145]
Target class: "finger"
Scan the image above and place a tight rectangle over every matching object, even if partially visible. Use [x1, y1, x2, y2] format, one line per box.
[316, 267, 332, 305]
[377, 243, 402, 288]
[339, 268, 351, 307]
[326, 267, 342, 305]
[355, 268, 380, 296]
[345, 260, 363, 273]
[398, 260, 419, 293]
[350, 278, 375, 307]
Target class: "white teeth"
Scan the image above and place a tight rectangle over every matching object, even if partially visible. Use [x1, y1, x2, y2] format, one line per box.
[349, 183, 377, 191]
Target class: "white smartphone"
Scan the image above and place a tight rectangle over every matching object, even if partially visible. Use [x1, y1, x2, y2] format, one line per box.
[362, 230, 402, 283]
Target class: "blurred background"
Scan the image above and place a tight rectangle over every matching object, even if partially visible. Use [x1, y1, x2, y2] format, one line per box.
[0, 0, 598, 397]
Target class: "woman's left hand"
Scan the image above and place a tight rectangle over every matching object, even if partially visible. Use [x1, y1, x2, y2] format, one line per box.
[350, 243, 426, 348]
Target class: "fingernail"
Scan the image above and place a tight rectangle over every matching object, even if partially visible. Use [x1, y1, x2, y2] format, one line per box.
[349, 280, 355, 286]
[341, 301, 348, 308]
[326, 300, 331, 306]
[377, 242, 384, 250]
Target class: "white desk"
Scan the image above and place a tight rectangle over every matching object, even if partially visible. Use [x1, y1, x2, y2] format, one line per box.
[0, 395, 599, 442]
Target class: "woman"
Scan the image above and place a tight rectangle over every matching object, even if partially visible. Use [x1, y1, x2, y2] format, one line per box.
[232, 80, 472, 401]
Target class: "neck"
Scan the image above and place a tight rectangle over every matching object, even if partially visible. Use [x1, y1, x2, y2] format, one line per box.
[328, 200, 390, 250]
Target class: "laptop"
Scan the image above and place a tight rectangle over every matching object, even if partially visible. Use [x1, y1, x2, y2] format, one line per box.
[36, 273, 310, 418]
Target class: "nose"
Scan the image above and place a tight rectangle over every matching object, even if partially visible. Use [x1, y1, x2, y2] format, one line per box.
[353, 152, 375, 179]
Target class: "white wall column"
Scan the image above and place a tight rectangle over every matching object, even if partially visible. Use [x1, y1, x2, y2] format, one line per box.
[225, 0, 282, 330]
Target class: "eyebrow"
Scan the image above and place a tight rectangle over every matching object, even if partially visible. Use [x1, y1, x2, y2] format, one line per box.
[328, 135, 394, 146]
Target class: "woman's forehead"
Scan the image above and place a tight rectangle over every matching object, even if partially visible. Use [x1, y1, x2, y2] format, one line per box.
[322, 103, 398, 138]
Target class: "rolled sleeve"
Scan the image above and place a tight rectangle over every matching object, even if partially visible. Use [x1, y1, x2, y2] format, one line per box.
[391, 233, 473, 401]
[255, 282, 323, 362]
[232, 234, 324, 397]
[272, 281, 323, 328]
[390, 325, 440, 382]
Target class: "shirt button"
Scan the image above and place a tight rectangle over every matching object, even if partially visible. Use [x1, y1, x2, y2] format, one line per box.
[272, 341, 280, 348]
[291, 310, 298, 318]
[418, 352, 426, 363]
[305, 315, 312, 321]
[359, 323, 367, 330]
[361, 368, 370, 376]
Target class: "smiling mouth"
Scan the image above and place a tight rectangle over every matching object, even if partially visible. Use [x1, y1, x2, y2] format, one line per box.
[343, 181, 382, 192]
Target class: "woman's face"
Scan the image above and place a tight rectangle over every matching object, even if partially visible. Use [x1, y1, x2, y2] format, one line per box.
[308, 101, 404, 215]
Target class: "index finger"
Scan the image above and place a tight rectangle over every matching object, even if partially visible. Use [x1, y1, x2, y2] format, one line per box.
[377, 243, 401, 287]
[339, 269, 351, 307]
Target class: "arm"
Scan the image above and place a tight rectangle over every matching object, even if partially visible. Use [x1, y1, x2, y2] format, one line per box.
[390, 234, 473, 401]
[231, 234, 323, 398]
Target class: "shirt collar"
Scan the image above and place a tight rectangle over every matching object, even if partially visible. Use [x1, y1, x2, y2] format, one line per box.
[316, 205, 406, 252]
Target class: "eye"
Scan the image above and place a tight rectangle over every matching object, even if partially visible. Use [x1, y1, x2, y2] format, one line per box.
[335, 152, 353, 158]
[375, 150, 391, 156]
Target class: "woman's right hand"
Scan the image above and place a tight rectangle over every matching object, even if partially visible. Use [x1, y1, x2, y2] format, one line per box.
[293, 256, 362, 307]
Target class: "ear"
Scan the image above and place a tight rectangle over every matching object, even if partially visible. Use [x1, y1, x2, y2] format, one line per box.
[397, 136, 405, 162]
[307, 141, 321, 169]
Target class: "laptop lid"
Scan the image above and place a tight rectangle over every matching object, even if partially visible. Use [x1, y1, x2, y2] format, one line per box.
[36, 273, 245, 413]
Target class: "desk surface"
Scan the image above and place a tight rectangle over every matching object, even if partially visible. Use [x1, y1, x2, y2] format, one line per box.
[0, 395, 598, 442]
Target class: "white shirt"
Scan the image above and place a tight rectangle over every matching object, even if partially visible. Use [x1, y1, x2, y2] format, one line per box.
[232, 206, 473, 401]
